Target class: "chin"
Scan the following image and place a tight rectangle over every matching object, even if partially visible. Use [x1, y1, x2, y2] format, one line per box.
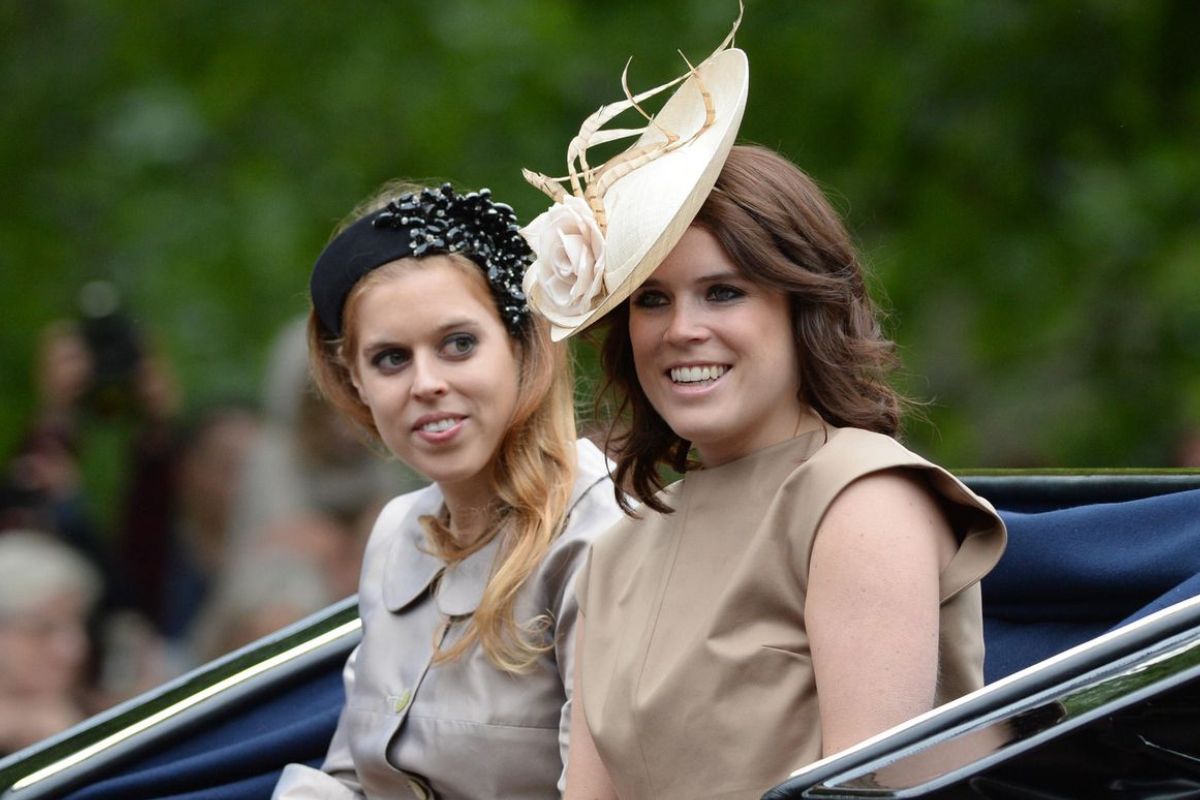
[422, 458, 490, 488]
[419, 463, 471, 486]
[658, 406, 718, 438]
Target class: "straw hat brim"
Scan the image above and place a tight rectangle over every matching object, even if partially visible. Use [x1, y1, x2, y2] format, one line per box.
[548, 48, 749, 341]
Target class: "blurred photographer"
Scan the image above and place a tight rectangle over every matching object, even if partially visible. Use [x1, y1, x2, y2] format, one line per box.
[77, 280, 148, 421]
[0, 282, 188, 712]
[1, 319, 108, 571]
[1, 283, 179, 577]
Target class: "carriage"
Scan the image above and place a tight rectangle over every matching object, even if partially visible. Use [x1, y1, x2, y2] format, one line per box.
[3, 471, 1198, 800]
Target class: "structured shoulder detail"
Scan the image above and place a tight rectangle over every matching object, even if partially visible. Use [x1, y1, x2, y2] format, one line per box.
[791, 427, 1006, 602]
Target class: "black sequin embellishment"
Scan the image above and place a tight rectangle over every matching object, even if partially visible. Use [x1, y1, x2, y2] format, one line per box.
[374, 183, 532, 334]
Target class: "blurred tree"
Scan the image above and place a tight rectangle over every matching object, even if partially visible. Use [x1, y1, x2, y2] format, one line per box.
[2, 0, 1198, 519]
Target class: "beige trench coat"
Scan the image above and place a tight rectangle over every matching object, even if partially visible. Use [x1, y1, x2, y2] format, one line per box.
[273, 439, 621, 799]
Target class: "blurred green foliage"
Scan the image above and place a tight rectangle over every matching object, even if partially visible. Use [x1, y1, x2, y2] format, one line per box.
[2, 0, 1198, 479]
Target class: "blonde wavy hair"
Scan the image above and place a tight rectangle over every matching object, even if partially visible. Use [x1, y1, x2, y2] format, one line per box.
[308, 182, 577, 673]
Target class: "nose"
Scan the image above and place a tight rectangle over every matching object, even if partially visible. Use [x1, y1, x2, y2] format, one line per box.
[663, 299, 709, 346]
[410, 353, 449, 400]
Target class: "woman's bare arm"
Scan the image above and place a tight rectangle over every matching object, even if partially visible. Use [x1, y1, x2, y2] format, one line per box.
[806, 469, 957, 757]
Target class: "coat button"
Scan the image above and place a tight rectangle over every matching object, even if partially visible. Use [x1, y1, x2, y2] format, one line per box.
[392, 689, 412, 713]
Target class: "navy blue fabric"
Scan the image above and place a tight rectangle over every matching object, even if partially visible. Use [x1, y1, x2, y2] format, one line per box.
[982, 487, 1200, 682]
[63, 663, 345, 800]
[51, 488, 1200, 797]
[1119, 571, 1200, 625]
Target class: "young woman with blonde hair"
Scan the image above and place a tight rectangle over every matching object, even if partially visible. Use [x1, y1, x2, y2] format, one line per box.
[273, 182, 621, 799]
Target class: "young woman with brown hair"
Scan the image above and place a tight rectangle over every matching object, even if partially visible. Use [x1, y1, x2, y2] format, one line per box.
[520, 37, 1006, 800]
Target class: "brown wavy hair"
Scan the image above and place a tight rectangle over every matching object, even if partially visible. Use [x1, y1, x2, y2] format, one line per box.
[598, 145, 904, 513]
[309, 182, 577, 673]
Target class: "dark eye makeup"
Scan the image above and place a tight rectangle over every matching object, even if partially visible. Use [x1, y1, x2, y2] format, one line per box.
[707, 283, 746, 302]
[632, 289, 669, 308]
[441, 332, 477, 358]
[370, 348, 410, 371]
[631, 280, 748, 309]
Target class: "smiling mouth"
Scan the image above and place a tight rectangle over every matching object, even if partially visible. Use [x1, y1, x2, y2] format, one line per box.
[417, 417, 464, 433]
[669, 365, 730, 385]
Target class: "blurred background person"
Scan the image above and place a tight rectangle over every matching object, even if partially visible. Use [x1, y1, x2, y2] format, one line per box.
[0, 530, 101, 756]
[0, 303, 194, 709]
[1, 284, 186, 618]
[191, 552, 334, 662]
[0, 321, 114, 589]
[0, 293, 266, 700]
[120, 403, 262, 657]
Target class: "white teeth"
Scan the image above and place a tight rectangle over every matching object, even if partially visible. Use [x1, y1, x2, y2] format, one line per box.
[421, 418, 459, 433]
[669, 365, 728, 384]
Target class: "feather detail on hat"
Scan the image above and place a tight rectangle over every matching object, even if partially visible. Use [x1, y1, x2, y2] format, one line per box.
[521, 2, 749, 340]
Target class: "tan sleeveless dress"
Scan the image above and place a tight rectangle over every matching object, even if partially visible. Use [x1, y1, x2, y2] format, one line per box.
[577, 427, 1007, 800]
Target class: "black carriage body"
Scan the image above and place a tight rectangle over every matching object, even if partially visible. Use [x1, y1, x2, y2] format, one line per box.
[1, 472, 1198, 800]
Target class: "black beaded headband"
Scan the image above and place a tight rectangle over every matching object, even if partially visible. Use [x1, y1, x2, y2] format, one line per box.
[310, 183, 533, 337]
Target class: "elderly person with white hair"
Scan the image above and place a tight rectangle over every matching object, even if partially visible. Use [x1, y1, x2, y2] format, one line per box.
[0, 530, 101, 756]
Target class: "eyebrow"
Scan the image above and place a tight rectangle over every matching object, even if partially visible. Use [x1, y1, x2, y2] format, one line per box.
[640, 269, 744, 288]
[434, 318, 482, 335]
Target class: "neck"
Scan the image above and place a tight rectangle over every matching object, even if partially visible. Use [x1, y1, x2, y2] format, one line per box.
[790, 407, 825, 438]
[697, 406, 825, 468]
[437, 475, 495, 547]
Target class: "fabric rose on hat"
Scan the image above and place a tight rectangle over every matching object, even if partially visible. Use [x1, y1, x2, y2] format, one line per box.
[520, 195, 607, 329]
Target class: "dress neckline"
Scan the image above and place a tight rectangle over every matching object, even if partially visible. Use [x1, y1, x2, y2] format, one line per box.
[688, 424, 828, 475]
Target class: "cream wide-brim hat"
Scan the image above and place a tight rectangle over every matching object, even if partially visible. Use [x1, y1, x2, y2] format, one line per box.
[524, 47, 749, 341]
